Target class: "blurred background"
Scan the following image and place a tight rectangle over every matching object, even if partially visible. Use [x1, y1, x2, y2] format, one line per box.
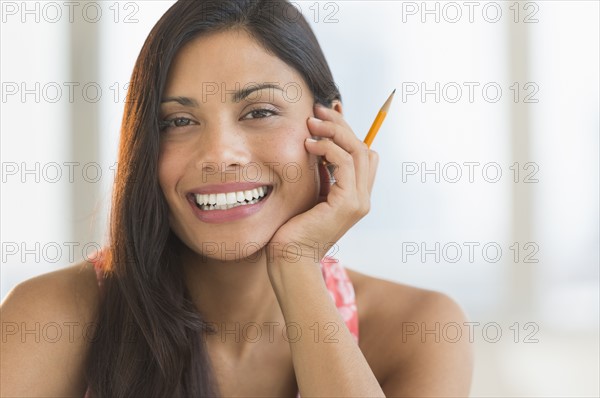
[1, 1, 598, 396]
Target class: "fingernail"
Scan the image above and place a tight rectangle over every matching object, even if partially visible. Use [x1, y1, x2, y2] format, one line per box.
[309, 117, 322, 123]
[306, 138, 318, 143]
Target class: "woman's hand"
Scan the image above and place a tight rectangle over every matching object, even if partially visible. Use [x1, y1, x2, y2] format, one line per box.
[266, 103, 379, 266]
[263, 104, 385, 398]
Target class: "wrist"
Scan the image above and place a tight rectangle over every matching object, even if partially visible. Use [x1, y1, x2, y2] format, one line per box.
[265, 239, 334, 266]
[266, 253, 327, 299]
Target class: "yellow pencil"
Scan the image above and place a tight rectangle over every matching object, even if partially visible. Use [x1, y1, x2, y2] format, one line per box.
[363, 89, 395, 148]
[320, 89, 395, 182]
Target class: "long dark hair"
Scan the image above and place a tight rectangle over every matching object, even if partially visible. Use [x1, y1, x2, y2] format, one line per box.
[85, 1, 341, 396]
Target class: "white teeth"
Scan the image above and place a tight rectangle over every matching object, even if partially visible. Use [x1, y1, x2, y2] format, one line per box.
[195, 194, 208, 205]
[194, 186, 269, 210]
[236, 191, 245, 202]
[226, 192, 236, 204]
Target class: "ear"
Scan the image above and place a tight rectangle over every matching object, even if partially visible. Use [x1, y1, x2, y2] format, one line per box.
[331, 100, 343, 115]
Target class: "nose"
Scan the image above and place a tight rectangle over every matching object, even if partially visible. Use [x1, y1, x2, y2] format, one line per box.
[194, 119, 252, 177]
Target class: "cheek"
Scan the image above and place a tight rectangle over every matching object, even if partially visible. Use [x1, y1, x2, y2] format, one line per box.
[264, 125, 310, 162]
[266, 126, 320, 195]
[158, 144, 184, 195]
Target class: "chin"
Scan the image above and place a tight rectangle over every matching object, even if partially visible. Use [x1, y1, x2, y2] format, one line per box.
[198, 245, 268, 264]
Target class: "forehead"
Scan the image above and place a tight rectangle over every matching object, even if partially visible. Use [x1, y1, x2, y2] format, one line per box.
[164, 29, 305, 96]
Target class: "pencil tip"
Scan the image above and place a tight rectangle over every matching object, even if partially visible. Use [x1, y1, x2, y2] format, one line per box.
[392, 88, 396, 94]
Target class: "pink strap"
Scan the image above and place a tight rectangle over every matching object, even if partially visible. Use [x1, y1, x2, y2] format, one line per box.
[320, 256, 359, 342]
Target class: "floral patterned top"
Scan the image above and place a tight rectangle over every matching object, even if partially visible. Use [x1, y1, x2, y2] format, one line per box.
[85, 249, 359, 397]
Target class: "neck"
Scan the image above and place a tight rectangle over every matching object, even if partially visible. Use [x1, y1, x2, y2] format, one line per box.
[180, 246, 283, 327]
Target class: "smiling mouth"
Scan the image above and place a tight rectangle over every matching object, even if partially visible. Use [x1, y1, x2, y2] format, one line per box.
[192, 186, 271, 211]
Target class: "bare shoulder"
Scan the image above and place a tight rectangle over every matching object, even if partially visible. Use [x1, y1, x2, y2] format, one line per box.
[345, 268, 474, 397]
[2, 260, 100, 313]
[1, 261, 100, 397]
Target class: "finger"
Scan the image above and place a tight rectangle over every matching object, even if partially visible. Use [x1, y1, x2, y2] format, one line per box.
[313, 103, 354, 132]
[307, 114, 370, 198]
[304, 138, 357, 194]
[367, 150, 379, 194]
[307, 116, 349, 142]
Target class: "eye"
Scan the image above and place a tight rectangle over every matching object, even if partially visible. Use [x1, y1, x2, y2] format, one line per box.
[242, 107, 279, 120]
[159, 116, 196, 131]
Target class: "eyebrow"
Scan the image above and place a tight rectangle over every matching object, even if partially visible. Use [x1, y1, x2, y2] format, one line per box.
[232, 83, 284, 102]
[160, 96, 199, 107]
[160, 83, 285, 106]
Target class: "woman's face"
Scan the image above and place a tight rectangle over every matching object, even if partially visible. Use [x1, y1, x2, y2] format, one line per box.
[158, 29, 321, 261]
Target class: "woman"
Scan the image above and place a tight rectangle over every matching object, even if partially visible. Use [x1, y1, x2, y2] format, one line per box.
[1, 1, 473, 396]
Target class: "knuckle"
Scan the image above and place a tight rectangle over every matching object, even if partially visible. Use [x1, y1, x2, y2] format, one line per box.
[332, 123, 344, 138]
[341, 152, 353, 166]
[369, 150, 379, 162]
[348, 198, 363, 216]
[321, 138, 333, 150]
[355, 199, 370, 216]
[361, 201, 371, 215]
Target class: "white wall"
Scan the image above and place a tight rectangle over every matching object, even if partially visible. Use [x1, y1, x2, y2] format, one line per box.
[1, 0, 71, 293]
[1, 1, 598, 396]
